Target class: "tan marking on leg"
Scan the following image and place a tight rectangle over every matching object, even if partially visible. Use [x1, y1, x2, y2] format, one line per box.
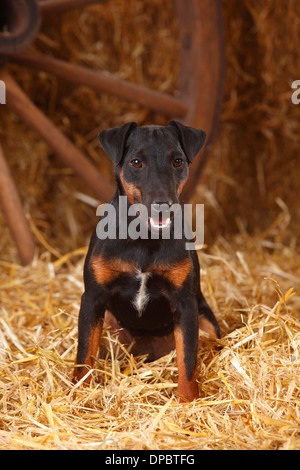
[73, 322, 102, 384]
[174, 325, 199, 402]
[198, 316, 219, 340]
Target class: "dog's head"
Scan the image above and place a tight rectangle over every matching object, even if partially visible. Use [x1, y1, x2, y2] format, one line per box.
[99, 121, 206, 231]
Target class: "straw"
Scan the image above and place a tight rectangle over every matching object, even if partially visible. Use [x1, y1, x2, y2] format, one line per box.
[0, 0, 299, 450]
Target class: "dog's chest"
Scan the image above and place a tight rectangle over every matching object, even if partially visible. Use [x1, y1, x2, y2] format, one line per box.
[91, 254, 192, 317]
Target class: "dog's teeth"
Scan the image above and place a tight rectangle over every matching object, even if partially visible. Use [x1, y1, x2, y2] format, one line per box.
[149, 217, 171, 229]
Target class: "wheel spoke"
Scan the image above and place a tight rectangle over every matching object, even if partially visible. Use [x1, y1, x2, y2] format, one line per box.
[174, 0, 225, 200]
[12, 50, 188, 118]
[0, 143, 35, 265]
[2, 70, 115, 202]
[38, 0, 109, 15]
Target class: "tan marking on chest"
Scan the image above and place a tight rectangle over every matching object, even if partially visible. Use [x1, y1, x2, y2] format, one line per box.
[91, 255, 137, 284]
[150, 258, 192, 288]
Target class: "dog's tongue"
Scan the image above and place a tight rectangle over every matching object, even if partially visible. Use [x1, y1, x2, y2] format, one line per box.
[149, 217, 171, 229]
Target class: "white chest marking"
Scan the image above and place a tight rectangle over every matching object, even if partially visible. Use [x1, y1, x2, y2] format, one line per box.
[132, 271, 150, 317]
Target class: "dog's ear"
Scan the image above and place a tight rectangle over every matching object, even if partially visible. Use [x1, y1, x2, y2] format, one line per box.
[98, 122, 138, 165]
[168, 120, 206, 163]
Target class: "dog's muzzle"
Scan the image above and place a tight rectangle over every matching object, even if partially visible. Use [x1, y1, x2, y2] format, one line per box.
[149, 203, 172, 230]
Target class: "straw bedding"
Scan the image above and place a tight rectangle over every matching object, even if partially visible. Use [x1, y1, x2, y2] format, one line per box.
[0, 222, 299, 450]
[0, 0, 300, 451]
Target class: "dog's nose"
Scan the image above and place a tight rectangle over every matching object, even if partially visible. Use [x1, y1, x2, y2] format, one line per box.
[152, 201, 173, 213]
[151, 202, 173, 222]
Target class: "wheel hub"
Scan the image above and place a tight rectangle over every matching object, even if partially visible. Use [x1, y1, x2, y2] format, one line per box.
[0, 0, 40, 60]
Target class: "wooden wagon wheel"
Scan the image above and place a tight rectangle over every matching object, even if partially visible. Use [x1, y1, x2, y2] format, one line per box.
[0, 0, 225, 265]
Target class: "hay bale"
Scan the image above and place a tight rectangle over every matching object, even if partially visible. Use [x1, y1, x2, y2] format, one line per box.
[201, 0, 300, 240]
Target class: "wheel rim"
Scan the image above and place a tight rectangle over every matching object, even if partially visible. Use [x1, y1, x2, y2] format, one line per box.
[0, 0, 40, 56]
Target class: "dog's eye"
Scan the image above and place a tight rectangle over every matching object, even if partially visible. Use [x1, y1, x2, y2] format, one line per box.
[173, 158, 183, 168]
[131, 159, 142, 168]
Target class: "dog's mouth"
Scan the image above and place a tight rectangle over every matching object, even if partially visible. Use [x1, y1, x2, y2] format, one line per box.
[134, 204, 174, 232]
[148, 216, 171, 230]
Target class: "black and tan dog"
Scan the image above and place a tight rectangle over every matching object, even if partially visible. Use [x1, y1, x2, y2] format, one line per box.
[73, 121, 219, 402]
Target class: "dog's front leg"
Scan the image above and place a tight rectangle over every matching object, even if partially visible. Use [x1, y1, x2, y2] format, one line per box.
[73, 290, 105, 384]
[173, 299, 199, 402]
